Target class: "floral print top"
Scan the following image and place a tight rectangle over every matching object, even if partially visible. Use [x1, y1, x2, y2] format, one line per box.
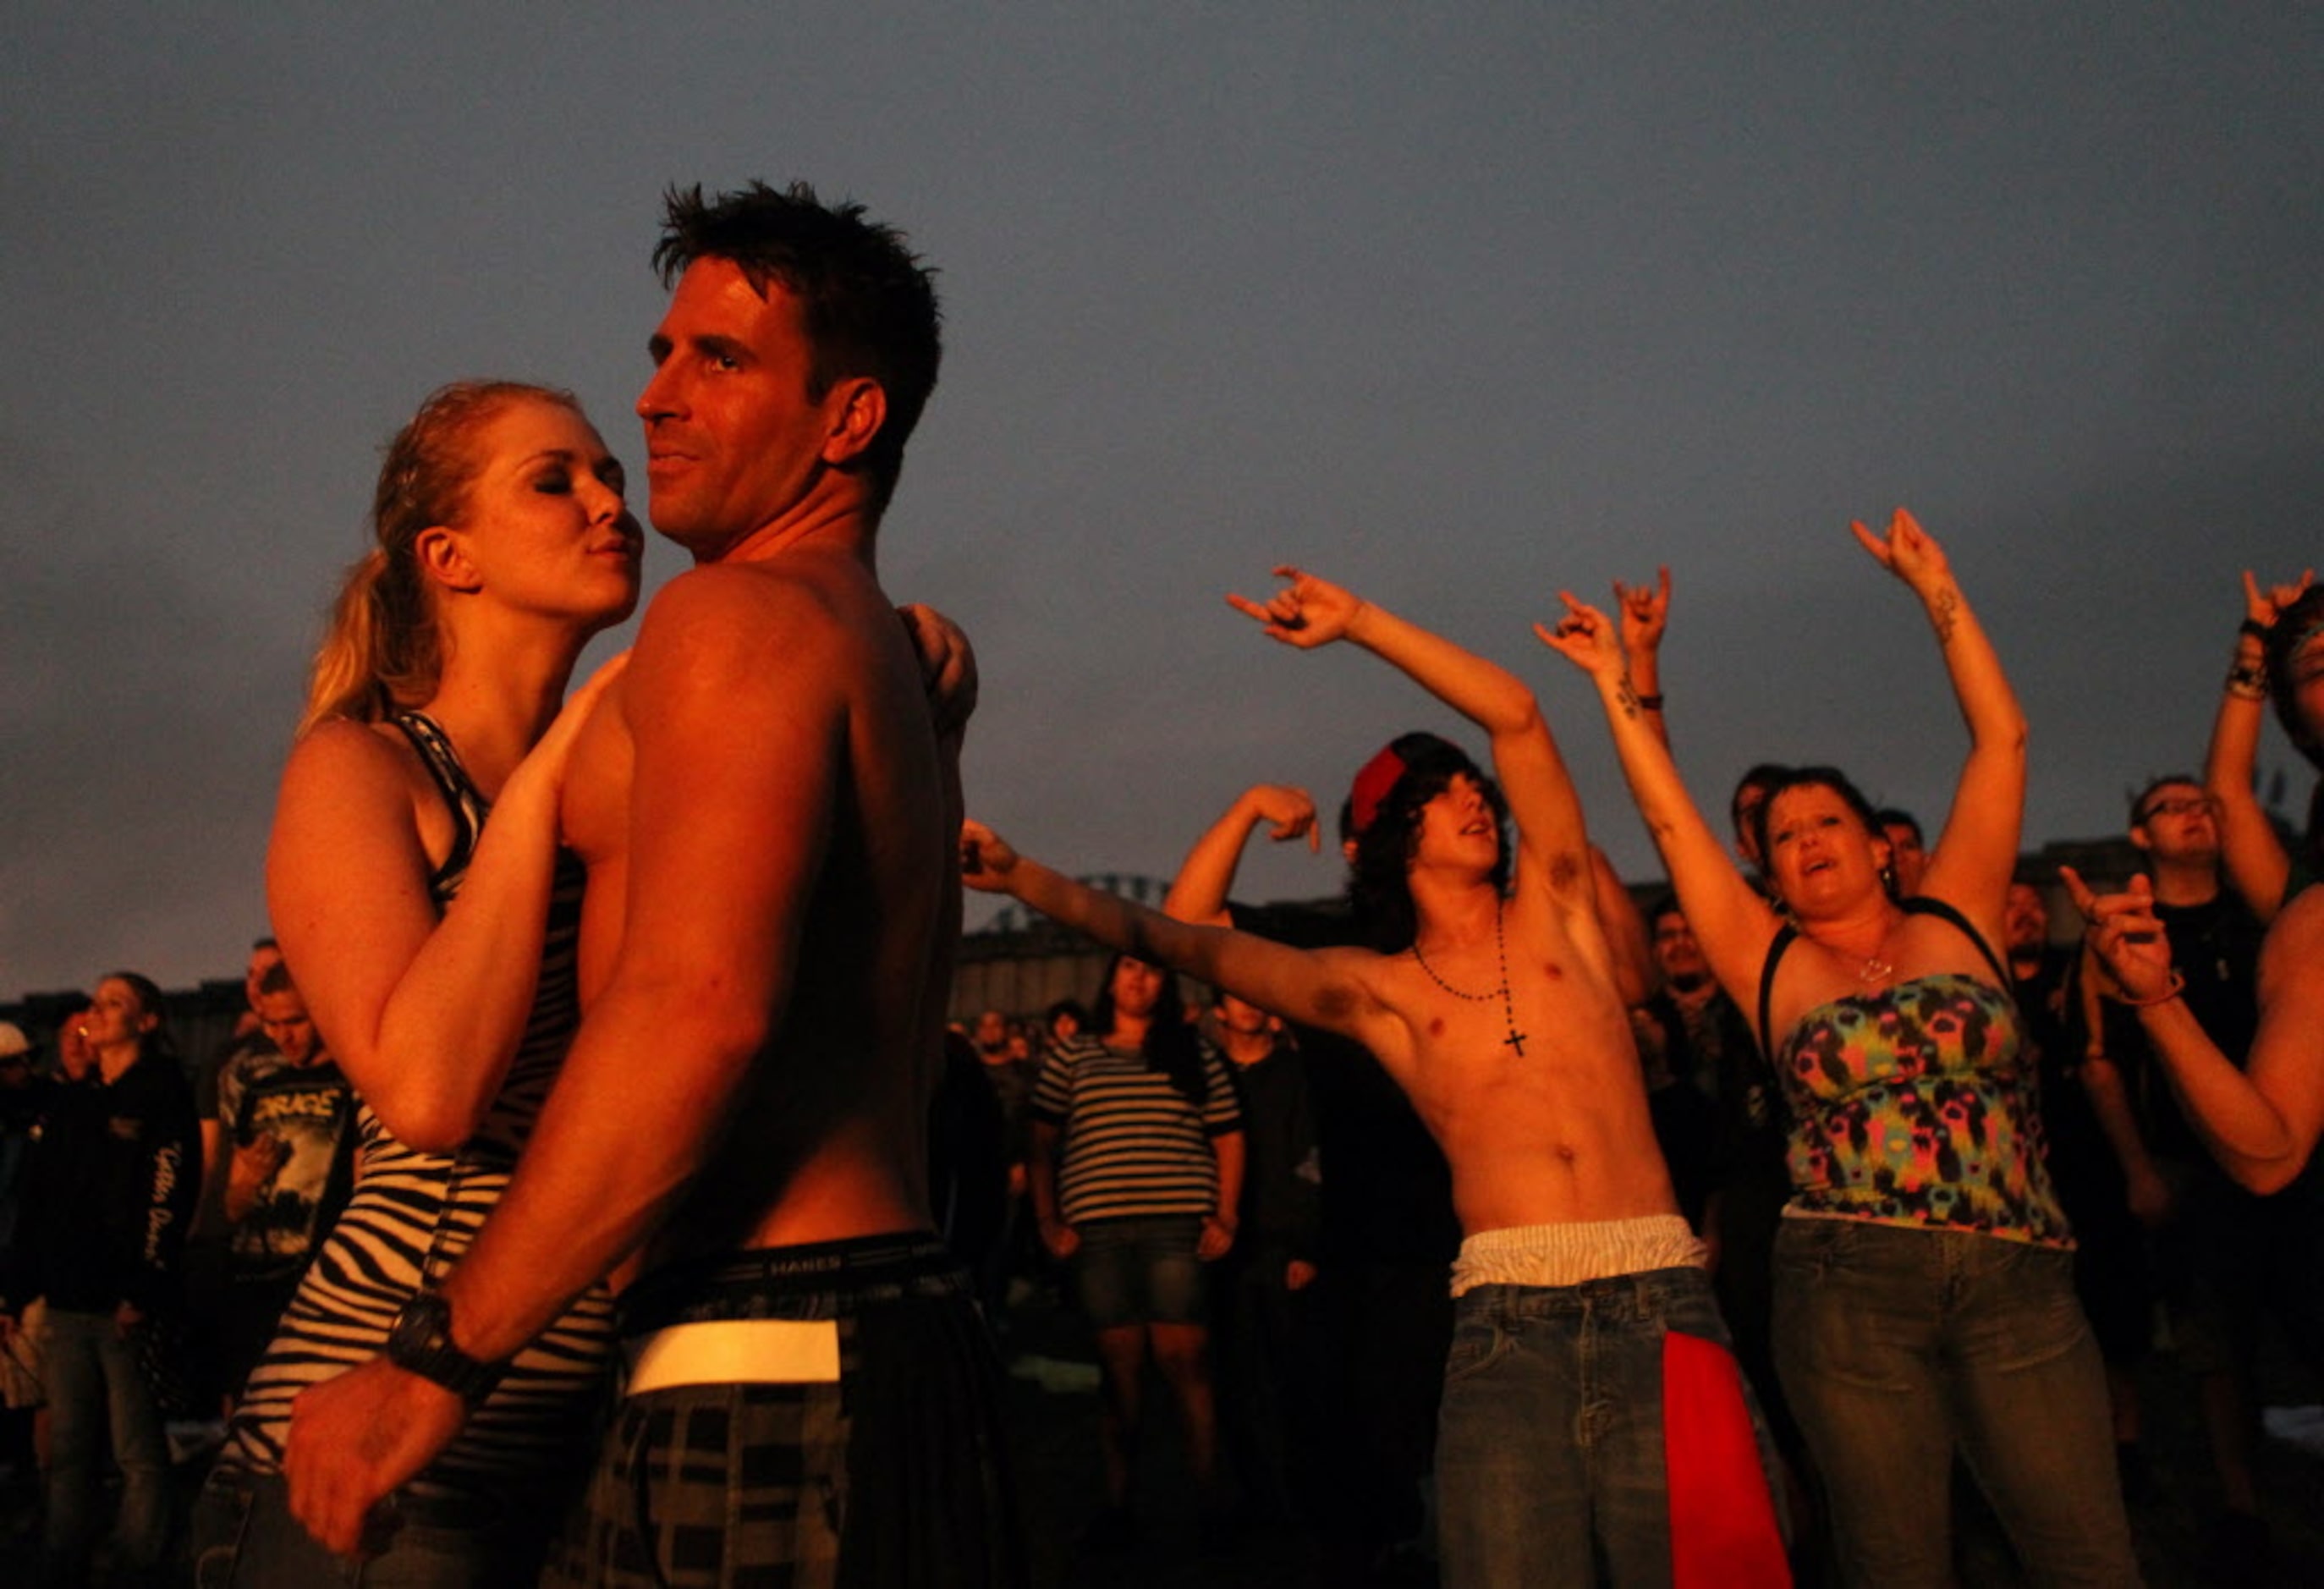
[1777, 972, 2072, 1247]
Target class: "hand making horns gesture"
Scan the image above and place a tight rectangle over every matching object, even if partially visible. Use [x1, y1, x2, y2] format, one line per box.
[1850, 505, 1954, 598]
[1533, 590, 1628, 685]
[1225, 564, 1367, 649]
[2058, 866, 2180, 1005]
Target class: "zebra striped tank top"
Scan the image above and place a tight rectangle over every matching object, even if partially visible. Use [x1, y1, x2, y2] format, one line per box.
[220, 710, 618, 1507]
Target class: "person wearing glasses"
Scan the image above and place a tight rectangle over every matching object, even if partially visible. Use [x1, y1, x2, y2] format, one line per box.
[2075, 776, 2321, 1575]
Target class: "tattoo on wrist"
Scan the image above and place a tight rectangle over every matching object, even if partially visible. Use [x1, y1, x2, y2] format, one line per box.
[1931, 588, 1961, 646]
[1614, 679, 1641, 722]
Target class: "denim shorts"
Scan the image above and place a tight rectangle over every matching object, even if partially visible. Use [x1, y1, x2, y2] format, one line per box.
[1073, 1214, 1207, 1328]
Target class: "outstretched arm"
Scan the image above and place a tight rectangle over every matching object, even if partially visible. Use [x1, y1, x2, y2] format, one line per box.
[1161, 784, 1321, 928]
[2064, 866, 2324, 1193]
[1538, 593, 1781, 1020]
[266, 655, 628, 1152]
[964, 820, 1393, 1053]
[1855, 511, 2025, 937]
[2205, 571, 2310, 923]
[1227, 566, 1592, 908]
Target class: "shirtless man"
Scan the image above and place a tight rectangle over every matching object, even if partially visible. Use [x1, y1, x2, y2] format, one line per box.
[284, 182, 1020, 1585]
[963, 568, 1786, 1588]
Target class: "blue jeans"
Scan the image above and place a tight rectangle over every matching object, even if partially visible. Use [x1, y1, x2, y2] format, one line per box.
[37, 1306, 171, 1582]
[1772, 1218, 2140, 1588]
[190, 1465, 547, 1587]
[1435, 1263, 1786, 1589]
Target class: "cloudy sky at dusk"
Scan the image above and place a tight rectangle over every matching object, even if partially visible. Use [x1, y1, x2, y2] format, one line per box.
[6, 5, 2321, 996]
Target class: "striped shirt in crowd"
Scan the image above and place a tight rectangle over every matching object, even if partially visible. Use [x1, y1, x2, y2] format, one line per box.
[1031, 1036, 1241, 1226]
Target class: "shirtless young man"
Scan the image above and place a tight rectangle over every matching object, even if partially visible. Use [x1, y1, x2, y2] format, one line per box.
[963, 568, 1786, 1588]
[283, 182, 1021, 1585]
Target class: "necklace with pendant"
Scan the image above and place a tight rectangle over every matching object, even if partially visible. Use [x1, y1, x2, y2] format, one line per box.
[1854, 922, 1898, 987]
[1410, 899, 1528, 1056]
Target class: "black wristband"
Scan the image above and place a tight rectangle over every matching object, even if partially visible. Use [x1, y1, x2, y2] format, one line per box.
[2240, 617, 2272, 641]
[385, 1290, 506, 1405]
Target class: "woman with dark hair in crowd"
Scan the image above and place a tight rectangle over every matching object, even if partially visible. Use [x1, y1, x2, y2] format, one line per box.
[3, 971, 198, 1586]
[192, 380, 643, 1585]
[1027, 951, 1244, 1545]
[2076, 575, 2324, 1196]
[1544, 509, 2139, 1586]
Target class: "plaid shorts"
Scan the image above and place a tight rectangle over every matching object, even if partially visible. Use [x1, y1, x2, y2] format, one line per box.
[540, 1236, 1025, 1589]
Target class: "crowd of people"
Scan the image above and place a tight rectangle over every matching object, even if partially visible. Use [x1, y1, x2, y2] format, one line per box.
[0, 174, 2321, 1589]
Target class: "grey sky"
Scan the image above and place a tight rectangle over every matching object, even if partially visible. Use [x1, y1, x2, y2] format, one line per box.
[6, 4, 2321, 993]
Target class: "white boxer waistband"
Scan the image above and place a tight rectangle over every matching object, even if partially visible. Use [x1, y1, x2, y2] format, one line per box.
[624, 1317, 842, 1394]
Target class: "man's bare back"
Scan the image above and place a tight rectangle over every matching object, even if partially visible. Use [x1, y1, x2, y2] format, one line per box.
[562, 548, 948, 1263]
[277, 190, 1029, 1582]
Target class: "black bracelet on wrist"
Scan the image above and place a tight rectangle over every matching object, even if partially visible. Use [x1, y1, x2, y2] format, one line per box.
[2227, 659, 2268, 700]
[2239, 617, 2272, 641]
[1635, 692, 1665, 711]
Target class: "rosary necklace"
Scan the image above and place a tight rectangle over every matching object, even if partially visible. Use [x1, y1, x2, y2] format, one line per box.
[1410, 899, 1528, 1056]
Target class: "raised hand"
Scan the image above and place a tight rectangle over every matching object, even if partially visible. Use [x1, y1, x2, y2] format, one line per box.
[898, 603, 980, 741]
[2243, 569, 2316, 629]
[959, 819, 1020, 893]
[1533, 591, 1625, 682]
[2059, 866, 2178, 1003]
[1850, 507, 1953, 597]
[1244, 784, 1321, 853]
[1614, 565, 1671, 657]
[1225, 565, 1365, 649]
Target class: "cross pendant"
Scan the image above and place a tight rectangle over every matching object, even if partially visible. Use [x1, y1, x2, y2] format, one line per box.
[1504, 1027, 1528, 1056]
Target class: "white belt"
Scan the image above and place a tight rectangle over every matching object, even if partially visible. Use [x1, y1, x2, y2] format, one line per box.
[624, 1318, 841, 1394]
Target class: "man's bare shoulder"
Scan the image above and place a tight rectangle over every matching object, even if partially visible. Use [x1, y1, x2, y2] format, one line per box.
[631, 555, 887, 690]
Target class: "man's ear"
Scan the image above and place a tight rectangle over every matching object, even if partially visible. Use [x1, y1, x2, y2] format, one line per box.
[415, 525, 482, 595]
[2128, 822, 2153, 856]
[820, 377, 888, 468]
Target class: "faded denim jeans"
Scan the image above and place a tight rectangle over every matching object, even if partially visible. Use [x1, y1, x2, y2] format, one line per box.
[1435, 1263, 1787, 1588]
[1772, 1218, 2140, 1588]
[38, 1305, 171, 1583]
